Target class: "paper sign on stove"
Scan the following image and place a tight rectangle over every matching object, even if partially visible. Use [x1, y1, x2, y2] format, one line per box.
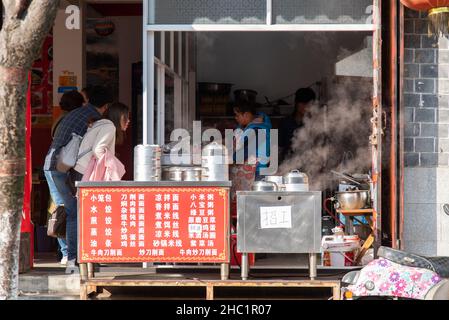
[260, 206, 292, 229]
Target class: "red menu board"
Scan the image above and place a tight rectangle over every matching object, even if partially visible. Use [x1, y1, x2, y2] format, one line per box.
[78, 187, 229, 263]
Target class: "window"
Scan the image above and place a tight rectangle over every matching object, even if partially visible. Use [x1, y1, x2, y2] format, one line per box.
[148, 0, 266, 24]
[273, 0, 373, 25]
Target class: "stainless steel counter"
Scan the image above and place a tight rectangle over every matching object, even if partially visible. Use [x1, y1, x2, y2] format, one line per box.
[236, 191, 322, 280]
[76, 181, 232, 188]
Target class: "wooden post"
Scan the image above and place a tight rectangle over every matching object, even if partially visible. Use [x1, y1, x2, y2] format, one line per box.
[206, 285, 214, 300]
[80, 283, 88, 300]
[79, 263, 88, 281]
[333, 283, 341, 301]
[87, 263, 95, 279]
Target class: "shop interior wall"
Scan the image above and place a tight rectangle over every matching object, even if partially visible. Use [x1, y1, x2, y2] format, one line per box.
[106, 16, 142, 181]
[32, 6, 83, 177]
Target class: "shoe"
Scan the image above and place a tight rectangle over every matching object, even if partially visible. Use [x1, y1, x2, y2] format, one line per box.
[65, 259, 79, 274]
[60, 256, 68, 265]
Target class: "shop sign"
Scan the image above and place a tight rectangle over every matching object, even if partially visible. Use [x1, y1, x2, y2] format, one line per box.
[58, 71, 78, 93]
[78, 187, 229, 263]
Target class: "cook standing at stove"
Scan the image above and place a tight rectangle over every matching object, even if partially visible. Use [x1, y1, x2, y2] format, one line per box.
[279, 87, 316, 162]
[233, 100, 272, 180]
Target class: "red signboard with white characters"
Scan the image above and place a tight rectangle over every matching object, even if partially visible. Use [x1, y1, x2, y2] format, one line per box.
[78, 187, 230, 263]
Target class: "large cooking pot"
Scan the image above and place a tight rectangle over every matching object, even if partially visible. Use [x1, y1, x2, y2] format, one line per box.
[198, 82, 233, 95]
[335, 190, 370, 210]
[234, 89, 258, 103]
[252, 181, 278, 192]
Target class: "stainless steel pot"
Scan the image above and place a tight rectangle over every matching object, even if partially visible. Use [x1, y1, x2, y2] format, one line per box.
[284, 183, 309, 192]
[264, 175, 283, 184]
[283, 170, 309, 184]
[201, 142, 229, 181]
[163, 167, 185, 181]
[252, 181, 278, 192]
[335, 190, 370, 210]
[182, 167, 203, 181]
[198, 82, 233, 95]
[234, 89, 258, 103]
[264, 176, 285, 191]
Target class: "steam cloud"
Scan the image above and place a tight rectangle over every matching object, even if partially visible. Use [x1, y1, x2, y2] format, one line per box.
[279, 77, 373, 190]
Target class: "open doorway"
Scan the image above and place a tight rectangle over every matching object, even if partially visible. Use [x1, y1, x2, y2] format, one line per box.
[147, 29, 376, 267]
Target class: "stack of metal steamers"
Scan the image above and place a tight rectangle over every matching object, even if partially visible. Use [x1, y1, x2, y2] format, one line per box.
[133, 142, 230, 182]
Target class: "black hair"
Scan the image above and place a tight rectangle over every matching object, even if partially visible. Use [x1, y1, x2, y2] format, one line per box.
[103, 102, 130, 145]
[88, 86, 114, 109]
[233, 100, 257, 115]
[81, 86, 94, 102]
[295, 87, 316, 105]
[59, 90, 84, 112]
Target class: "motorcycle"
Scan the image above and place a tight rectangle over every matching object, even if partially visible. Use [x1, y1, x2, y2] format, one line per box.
[341, 246, 449, 300]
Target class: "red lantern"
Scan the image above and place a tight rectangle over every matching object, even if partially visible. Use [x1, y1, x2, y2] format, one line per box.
[401, 0, 449, 36]
[401, 0, 449, 11]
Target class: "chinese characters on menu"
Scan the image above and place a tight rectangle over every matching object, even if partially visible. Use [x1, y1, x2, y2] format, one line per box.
[85, 190, 221, 260]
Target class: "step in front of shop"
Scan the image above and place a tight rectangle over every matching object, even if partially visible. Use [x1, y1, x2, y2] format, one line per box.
[19, 273, 80, 295]
[80, 278, 341, 300]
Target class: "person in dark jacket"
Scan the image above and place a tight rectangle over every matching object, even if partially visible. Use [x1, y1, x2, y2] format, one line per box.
[48, 90, 84, 265]
[51, 90, 85, 138]
[279, 87, 316, 161]
[44, 86, 112, 273]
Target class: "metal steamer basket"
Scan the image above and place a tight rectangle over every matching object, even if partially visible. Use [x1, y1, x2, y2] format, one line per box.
[162, 166, 203, 182]
[201, 142, 229, 181]
[283, 170, 309, 192]
[134, 144, 162, 181]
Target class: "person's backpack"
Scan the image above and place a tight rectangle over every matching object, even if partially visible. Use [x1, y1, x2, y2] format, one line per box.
[56, 132, 84, 173]
[56, 121, 110, 173]
[47, 205, 66, 238]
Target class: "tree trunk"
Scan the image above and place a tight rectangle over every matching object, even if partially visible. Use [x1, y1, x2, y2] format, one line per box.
[0, 0, 60, 300]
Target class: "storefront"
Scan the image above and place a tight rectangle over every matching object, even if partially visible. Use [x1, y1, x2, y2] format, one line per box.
[72, 0, 386, 277]
[26, 0, 402, 274]
[140, 0, 383, 246]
